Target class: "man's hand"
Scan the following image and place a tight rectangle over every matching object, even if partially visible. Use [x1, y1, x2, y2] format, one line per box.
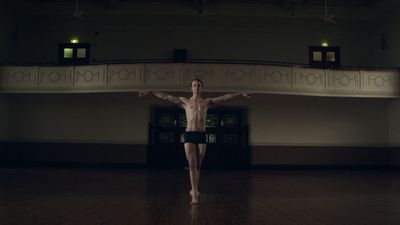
[242, 93, 251, 98]
[138, 90, 150, 97]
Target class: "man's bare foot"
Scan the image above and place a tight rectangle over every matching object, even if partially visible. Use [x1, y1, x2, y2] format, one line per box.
[189, 190, 200, 204]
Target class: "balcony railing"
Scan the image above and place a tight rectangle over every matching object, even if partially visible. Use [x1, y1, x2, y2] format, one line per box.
[0, 62, 399, 98]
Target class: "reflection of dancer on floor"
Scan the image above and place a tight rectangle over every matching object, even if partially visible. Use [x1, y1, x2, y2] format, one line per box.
[139, 78, 249, 204]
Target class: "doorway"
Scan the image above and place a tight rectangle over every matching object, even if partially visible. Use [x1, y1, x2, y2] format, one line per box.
[147, 106, 249, 169]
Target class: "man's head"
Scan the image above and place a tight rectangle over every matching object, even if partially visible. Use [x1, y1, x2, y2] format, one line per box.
[191, 78, 203, 94]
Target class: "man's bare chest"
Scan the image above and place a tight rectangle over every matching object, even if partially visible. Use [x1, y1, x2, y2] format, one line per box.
[187, 101, 208, 113]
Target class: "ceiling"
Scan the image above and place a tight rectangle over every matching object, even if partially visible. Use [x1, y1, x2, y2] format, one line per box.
[3, 0, 386, 7]
[1, 0, 399, 22]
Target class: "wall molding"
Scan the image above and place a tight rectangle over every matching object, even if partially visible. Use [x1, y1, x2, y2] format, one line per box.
[1, 63, 399, 98]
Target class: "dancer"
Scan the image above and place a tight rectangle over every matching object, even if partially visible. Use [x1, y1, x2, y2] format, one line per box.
[138, 78, 249, 204]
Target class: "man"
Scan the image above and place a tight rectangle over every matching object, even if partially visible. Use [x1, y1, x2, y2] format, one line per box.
[138, 78, 249, 204]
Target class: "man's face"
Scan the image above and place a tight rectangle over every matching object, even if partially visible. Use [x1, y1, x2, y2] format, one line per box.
[191, 80, 202, 94]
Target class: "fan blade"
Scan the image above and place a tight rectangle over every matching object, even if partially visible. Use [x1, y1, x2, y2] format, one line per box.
[73, 12, 87, 20]
[328, 14, 335, 20]
[326, 18, 336, 24]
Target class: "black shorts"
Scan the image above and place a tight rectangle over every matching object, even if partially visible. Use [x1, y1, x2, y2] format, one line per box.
[183, 132, 207, 144]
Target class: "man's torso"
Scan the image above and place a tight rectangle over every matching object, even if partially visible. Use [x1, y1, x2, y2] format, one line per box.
[180, 97, 209, 132]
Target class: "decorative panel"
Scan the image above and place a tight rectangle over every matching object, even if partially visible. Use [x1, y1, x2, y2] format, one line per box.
[180, 133, 185, 143]
[207, 133, 217, 144]
[74, 65, 107, 87]
[327, 70, 360, 90]
[182, 64, 222, 89]
[255, 65, 292, 90]
[159, 132, 175, 143]
[0, 66, 38, 89]
[158, 113, 176, 127]
[223, 64, 256, 89]
[38, 66, 74, 88]
[206, 113, 219, 128]
[361, 70, 399, 94]
[223, 133, 239, 144]
[178, 112, 187, 128]
[293, 68, 325, 91]
[143, 64, 181, 88]
[108, 64, 143, 87]
[222, 113, 240, 127]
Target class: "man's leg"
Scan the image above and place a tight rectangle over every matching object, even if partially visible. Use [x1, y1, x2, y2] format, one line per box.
[196, 144, 207, 192]
[184, 143, 199, 204]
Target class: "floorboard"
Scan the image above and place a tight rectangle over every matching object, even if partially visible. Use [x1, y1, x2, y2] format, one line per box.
[0, 168, 399, 225]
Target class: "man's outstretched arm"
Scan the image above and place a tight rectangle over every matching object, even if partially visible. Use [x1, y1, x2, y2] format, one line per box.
[138, 90, 184, 105]
[208, 92, 250, 105]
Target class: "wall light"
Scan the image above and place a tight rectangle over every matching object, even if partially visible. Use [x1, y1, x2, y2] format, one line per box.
[70, 38, 79, 44]
[321, 40, 329, 47]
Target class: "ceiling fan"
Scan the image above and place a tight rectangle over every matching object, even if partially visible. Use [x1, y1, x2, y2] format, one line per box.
[323, 0, 336, 23]
[73, 0, 87, 20]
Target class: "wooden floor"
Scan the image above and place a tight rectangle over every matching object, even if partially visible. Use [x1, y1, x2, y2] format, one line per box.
[0, 168, 399, 225]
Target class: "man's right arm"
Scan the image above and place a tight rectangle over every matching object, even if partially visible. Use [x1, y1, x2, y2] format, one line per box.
[138, 91, 184, 105]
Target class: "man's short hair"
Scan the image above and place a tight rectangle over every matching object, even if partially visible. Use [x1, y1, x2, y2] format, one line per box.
[191, 78, 203, 87]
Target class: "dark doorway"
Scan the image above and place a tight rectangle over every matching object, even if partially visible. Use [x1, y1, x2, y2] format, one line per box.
[147, 106, 249, 169]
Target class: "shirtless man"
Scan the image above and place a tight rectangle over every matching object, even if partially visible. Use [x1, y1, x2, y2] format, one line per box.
[138, 78, 249, 204]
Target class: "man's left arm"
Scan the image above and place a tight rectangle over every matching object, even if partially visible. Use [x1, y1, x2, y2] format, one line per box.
[207, 92, 250, 105]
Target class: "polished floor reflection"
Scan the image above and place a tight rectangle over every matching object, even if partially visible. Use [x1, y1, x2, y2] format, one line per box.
[0, 168, 399, 225]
